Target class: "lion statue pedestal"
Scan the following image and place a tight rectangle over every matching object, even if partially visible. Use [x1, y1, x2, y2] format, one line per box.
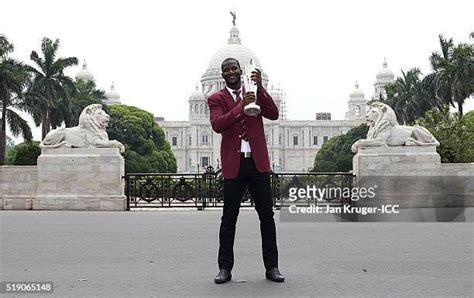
[34, 104, 126, 211]
[351, 102, 444, 210]
[34, 148, 126, 210]
[350, 103, 473, 221]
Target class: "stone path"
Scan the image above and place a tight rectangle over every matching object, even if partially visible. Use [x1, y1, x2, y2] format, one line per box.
[1, 210, 473, 297]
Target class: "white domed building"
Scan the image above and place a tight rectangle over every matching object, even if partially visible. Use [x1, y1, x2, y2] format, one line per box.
[75, 59, 94, 82]
[346, 81, 367, 121]
[157, 18, 391, 172]
[75, 60, 122, 105]
[373, 58, 395, 101]
[103, 82, 121, 105]
[201, 25, 269, 95]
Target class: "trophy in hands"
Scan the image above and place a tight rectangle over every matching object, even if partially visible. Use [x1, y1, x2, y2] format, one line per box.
[242, 60, 261, 117]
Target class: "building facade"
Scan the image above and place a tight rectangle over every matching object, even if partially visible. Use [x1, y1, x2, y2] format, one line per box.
[156, 21, 395, 173]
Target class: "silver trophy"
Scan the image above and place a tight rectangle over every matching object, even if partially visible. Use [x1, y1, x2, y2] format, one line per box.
[242, 61, 261, 117]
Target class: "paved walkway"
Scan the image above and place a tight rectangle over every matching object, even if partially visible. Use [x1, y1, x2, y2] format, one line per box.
[0, 210, 473, 297]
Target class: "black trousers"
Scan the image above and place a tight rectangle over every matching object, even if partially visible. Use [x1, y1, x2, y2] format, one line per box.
[218, 156, 278, 271]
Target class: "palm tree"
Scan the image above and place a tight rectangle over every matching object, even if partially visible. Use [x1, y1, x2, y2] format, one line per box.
[28, 37, 78, 139]
[0, 35, 33, 165]
[384, 68, 438, 125]
[423, 35, 474, 115]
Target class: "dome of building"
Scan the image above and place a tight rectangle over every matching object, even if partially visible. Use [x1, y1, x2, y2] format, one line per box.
[105, 82, 120, 101]
[207, 26, 262, 73]
[376, 58, 394, 81]
[75, 59, 94, 81]
[189, 85, 205, 101]
[201, 21, 268, 95]
[208, 44, 262, 73]
[350, 81, 365, 100]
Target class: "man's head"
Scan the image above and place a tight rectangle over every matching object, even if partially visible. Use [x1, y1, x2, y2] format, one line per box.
[221, 58, 242, 89]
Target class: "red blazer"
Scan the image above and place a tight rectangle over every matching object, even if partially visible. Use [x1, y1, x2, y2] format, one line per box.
[208, 86, 279, 179]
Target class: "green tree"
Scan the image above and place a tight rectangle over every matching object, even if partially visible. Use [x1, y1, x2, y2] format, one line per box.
[65, 79, 105, 127]
[416, 107, 474, 163]
[312, 124, 369, 172]
[423, 35, 474, 115]
[28, 37, 78, 139]
[6, 141, 41, 165]
[106, 104, 177, 173]
[0, 35, 33, 165]
[384, 68, 439, 125]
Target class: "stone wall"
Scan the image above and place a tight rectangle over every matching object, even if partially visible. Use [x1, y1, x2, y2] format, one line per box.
[353, 146, 474, 208]
[0, 166, 37, 210]
[0, 148, 126, 211]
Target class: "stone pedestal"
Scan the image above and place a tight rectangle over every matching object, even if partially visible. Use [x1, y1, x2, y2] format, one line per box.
[353, 146, 473, 210]
[34, 148, 126, 211]
[353, 146, 442, 208]
[353, 146, 441, 177]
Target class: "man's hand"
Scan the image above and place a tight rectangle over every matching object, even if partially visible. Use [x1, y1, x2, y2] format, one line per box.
[250, 68, 263, 88]
[241, 91, 256, 107]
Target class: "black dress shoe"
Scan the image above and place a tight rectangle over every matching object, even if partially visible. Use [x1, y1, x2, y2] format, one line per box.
[265, 267, 285, 282]
[214, 269, 232, 284]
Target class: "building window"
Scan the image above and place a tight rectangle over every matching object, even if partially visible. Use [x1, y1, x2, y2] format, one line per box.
[265, 134, 269, 144]
[201, 135, 209, 145]
[187, 136, 192, 146]
[313, 136, 318, 145]
[316, 113, 331, 120]
[201, 156, 209, 167]
[293, 135, 298, 146]
[279, 135, 282, 146]
[172, 136, 177, 146]
[323, 135, 329, 143]
[188, 158, 191, 166]
[355, 105, 361, 117]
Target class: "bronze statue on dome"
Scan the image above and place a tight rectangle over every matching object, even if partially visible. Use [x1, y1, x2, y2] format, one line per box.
[230, 10, 236, 26]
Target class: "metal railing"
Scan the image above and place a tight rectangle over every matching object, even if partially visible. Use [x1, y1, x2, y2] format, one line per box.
[125, 166, 354, 210]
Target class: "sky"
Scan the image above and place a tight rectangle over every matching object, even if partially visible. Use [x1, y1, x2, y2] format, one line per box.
[1, 0, 473, 142]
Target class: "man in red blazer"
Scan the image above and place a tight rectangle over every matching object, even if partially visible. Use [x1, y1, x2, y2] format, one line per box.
[208, 57, 285, 284]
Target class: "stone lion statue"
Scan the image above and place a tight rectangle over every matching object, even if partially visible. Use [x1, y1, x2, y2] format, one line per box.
[351, 102, 439, 153]
[39, 104, 125, 153]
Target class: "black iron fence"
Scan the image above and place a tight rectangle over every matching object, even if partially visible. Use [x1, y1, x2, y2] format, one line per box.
[125, 166, 354, 210]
